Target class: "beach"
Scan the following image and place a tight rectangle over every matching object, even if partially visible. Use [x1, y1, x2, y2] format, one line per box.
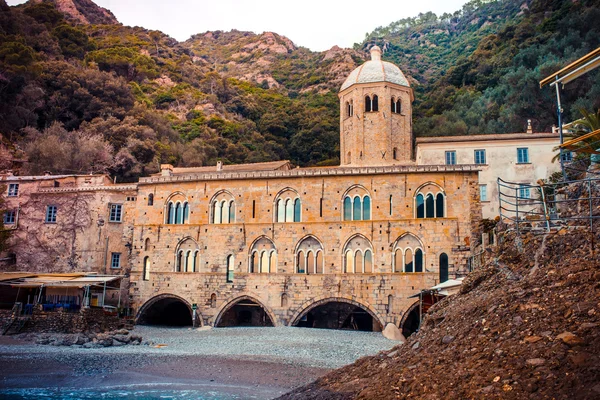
[0, 326, 395, 399]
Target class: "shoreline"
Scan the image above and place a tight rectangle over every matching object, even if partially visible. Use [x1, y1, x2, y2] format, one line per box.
[0, 326, 396, 399]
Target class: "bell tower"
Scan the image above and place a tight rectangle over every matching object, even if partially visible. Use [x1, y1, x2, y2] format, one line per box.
[339, 46, 414, 166]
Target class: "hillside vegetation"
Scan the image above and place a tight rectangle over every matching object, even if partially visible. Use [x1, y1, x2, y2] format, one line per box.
[0, 0, 598, 179]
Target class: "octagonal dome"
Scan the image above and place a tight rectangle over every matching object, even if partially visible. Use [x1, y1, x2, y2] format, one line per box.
[340, 46, 410, 92]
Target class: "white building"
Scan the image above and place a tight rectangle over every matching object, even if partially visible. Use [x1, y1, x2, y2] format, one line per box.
[416, 131, 562, 219]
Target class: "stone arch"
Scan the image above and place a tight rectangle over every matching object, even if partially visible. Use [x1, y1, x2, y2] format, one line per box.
[213, 295, 277, 327]
[399, 300, 421, 338]
[289, 296, 385, 329]
[136, 293, 200, 326]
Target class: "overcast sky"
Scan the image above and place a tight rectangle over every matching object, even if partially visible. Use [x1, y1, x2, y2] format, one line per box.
[7, 0, 468, 51]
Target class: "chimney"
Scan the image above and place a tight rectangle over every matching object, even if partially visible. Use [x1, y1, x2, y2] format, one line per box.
[216, 161, 223, 171]
[160, 164, 173, 177]
[526, 119, 533, 134]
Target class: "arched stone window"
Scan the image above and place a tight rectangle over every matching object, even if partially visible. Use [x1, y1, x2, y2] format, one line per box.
[274, 189, 301, 223]
[148, 193, 154, 206]
[346, 100, 354, 117]
[440, 253, 449, 283]
[393, 147, 398, 160]
[211, 191, 236, 224]
[391, 97, 401, 114]
[143, 256, 150, 281]
[249, 237, 277, 273]
[342, 186, 371, 221]
[343, 235, 373, 274]
[281, 293, 288, 307]
[372, 94, 379, 111]
[165, 193, 189, 225]
[175, 238, 199, 272]
[211, 293, 217, 308]
[414, 183, 446, 219]
[144, 238, 150, 251]
[295, 236, 324, 274]
[365, 95, 372, 112]
[392, 233, 425, 273]
[226, 255, 234, 282]
[387, 295, 393, 313]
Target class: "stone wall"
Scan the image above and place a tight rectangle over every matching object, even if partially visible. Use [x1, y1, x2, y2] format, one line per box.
[130, 168, 480, 327]
[21, 308, 124, 334]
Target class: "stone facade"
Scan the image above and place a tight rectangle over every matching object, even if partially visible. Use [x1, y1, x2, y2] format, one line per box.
[339, 46, 414, 166]
[129, 166, 480, 328]
[1, 46, 484, 332]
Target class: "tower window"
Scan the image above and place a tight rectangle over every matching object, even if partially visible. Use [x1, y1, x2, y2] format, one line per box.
[365, 95, 372, 112]
[372, 95, 378, 111]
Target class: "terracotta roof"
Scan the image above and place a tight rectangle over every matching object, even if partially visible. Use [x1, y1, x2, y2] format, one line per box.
[416, 132, 559, 144]
[168, 160, 292, 175]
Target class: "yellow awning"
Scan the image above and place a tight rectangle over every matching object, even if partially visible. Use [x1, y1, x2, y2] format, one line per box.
[540, 47, 600, 88]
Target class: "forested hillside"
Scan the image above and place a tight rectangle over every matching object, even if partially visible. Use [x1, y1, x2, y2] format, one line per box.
[0, 0, 598, 179]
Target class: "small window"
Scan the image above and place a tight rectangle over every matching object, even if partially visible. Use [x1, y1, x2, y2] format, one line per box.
[148, 193, 154, 206]
[143, 256, 150, 280]
[365, 95, 372, 112]
[372, 95, 379, 111]
[480, 185, 488, 202]
[517, 148, 529, 163]
[7, 183, 18, 197]
[445, 151, 456, 165]
[111, 253, 121, 269]
[519, 184, 530, 199]
[474, 149, 486, 165]
[109, 204, 123, 222]
[561, 151, 572, 162]
[45, 205, 57, 223]
[3, 210, 16, 225]
[226, 255, 234, 283]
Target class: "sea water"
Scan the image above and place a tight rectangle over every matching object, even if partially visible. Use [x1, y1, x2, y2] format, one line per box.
[0, 387, 267, 399]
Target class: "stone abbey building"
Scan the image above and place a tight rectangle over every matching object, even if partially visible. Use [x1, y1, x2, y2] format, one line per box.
[1, 47, 482, 333]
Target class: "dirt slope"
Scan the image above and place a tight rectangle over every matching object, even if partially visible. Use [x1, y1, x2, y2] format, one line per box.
[279, 226, 600, 399]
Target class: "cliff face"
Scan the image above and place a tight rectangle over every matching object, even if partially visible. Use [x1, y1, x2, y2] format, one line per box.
[29, 0, 118, 25]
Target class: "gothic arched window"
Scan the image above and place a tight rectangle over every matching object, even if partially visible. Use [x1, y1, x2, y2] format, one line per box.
[415, 183, 446, 219]
[249, 237, 277, 273]
[210, 191, 236, 224]
[365, 95, 372, 112]
[372, 95, 379, 111]
[274, 189, 301, 223]
[343, 235, 373, 274]
[295, 236, 324, 274]
[342, 186, 371, 221]
[392, 233, 425, 273]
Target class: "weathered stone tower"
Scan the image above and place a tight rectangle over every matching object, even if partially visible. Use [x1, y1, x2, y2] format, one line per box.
[339, 46, 414, 166]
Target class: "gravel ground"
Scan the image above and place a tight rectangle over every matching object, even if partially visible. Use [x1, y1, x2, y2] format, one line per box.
[0, 326, 396, 399]
[133, 326, 395, 369]
[0, 326, 395, 370]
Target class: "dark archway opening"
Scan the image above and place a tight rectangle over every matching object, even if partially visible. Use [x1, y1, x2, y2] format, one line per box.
[138, 298, 192, 326]
[216, 299, 274, 327]
[295, 301, 380, 331]
[401, 304, 421, 338]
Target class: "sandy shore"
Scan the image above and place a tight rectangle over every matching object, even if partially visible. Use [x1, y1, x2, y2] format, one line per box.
[0, 327, 395, 399]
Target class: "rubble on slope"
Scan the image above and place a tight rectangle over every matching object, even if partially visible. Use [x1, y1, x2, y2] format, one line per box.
[279, 226, 600, 399]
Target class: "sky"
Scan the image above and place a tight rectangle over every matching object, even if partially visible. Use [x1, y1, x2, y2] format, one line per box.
[7, 0, 468, 51]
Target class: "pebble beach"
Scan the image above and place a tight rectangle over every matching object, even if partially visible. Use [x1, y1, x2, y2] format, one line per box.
[0, 326, 395, 399]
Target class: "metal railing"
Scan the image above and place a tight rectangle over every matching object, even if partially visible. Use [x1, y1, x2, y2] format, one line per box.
[498, 176, 600, 234]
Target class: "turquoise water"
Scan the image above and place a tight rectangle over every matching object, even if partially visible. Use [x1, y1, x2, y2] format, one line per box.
[0, 388, 261, 399]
